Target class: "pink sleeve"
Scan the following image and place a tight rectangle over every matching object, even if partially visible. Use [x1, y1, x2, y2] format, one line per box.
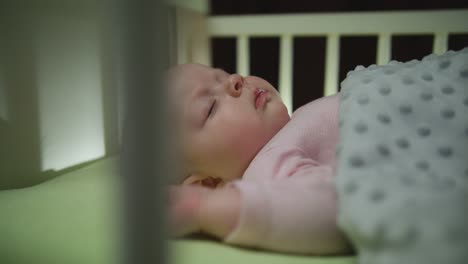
[223, 153, 350, 254]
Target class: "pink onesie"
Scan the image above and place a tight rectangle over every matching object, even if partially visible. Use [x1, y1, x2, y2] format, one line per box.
[224, 94, 350, 254]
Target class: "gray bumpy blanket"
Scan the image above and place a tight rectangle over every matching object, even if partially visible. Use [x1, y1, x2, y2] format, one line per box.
[335, 48, 468, 264]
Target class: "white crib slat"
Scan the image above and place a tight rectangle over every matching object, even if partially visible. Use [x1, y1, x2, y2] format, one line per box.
[279, 34, 293, 115]
[192, 27, 212, 66]
[324, 34, 339, 96]
[377, 33, 391, 65]
[237, 35, 249, 76]
[433, 32, 448, 55]
[175, 7, 189, 64]
[208, 10, 468, 36]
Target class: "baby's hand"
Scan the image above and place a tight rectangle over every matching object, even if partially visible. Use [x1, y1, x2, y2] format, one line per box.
[168, 184, 241, 239]
[168, 185, 208, 237]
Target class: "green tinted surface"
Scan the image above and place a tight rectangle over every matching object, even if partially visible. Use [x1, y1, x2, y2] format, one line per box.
[172, 238, 355, 264]
[0, 158, 119, 264]
[0, 158, 356, 264]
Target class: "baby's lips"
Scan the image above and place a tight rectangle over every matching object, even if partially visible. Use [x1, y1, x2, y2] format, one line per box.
[201, 177, 221, 188]
[254, 88, 269, 109]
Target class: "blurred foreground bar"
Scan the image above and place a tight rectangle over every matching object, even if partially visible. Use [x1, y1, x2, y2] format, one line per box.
[111, 0, 171, 263]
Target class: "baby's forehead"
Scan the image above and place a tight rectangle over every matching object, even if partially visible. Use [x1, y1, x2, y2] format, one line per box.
[167, 63, 219, 100]
[168, 63, 211, 82]
[166, 64, 209, 121]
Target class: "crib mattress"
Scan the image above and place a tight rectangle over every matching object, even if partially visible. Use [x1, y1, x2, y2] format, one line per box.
[0, 157, 355, 264]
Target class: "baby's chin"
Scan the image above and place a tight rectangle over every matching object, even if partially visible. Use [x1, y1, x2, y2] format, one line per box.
[268, 101, 290, 132]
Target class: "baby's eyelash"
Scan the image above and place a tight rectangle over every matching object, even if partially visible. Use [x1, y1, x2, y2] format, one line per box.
[207, 99, 216, 118]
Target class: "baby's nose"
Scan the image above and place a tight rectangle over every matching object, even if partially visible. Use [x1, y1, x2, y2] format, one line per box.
[226, 74, 243, 97]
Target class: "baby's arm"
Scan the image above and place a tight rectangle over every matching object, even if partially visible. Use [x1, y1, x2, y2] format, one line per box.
[169, 185, 240, 238]
[170, 176, 352, 255]
[223, 176, 353, 254]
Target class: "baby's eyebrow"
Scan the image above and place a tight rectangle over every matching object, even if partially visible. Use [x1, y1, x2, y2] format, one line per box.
[213, 68, 228, 79]
[190, 80, 210, 99]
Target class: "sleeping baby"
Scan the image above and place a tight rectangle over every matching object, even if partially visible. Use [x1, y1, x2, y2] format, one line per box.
[166, 63, 352, 254]
[167, 48, 468, 262]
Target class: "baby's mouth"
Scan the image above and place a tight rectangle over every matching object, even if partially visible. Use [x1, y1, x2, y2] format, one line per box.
[254, 88, 268, 109]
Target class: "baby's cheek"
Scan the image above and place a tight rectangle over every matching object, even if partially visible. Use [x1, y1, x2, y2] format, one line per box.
[229, 122, 267, 157]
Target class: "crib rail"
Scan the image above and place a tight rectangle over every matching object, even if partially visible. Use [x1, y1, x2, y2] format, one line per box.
[204, 9, 468, 113]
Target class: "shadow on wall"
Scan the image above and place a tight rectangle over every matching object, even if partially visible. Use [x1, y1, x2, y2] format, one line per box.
[0, 10, 42, 190]
[0, 4, 119, 190]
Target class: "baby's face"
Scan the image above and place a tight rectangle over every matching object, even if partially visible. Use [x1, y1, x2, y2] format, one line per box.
[169, 63, 290, 185]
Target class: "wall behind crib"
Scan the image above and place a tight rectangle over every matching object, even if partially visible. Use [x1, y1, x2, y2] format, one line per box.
[0, 3, 117, 190]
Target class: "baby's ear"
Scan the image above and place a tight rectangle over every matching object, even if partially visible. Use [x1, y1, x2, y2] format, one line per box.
[182, 174, 222, 188]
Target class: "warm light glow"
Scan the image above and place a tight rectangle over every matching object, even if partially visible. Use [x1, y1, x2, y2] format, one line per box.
[36, 16, 105, 171]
